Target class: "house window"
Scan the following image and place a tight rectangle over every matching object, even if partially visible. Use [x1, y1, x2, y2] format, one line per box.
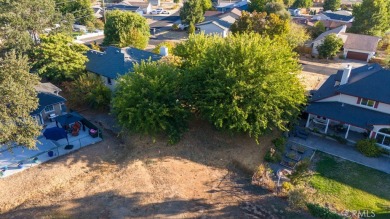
[44, 105, 54, 113]
[376, 129, 390, 147]
[107, 77, 112, 85]
[360, 98, 375, 107]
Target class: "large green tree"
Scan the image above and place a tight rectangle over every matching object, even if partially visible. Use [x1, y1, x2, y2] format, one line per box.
[292, 0, 313, 8]
[175, 33, 306, 141]
[317, 34, 343, 59]
[112, 62, 190, 144]
[180, 0, 205, 24]
[230, 11, 309, 48]
[0, 0, 73, 54]
[33, 33, 89, 81]
[231, 12, 290, 39]
[103, 10, 150, 49]
[323, 0, 341, 11]
[55, 0, 94, 26]
[0, 51, 41, 150]
[350, 0, 390, 36]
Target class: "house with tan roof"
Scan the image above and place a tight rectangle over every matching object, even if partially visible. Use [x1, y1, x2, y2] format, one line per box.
[311, 25, 381, 62]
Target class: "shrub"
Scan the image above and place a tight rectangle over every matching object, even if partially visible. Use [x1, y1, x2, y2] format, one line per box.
[62, 73, 111, 110]
[329, 134, 348, 144]
[288, 159, 310, 185]
[356, 139, 381, 157]
[272, 137, 286, 152]
[264, 148, 282, 163]
[172, 23, 179, 31]
[288, 188, 307, 210]
[306, 203, 343, 219]
[282, 181, 294, 194]
[252, 164, 276, 191]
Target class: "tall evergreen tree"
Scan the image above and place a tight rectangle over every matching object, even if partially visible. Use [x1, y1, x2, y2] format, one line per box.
[350, 0, 390, 36]
[0, 51, 41, 150]
[180, 0, 205, 24]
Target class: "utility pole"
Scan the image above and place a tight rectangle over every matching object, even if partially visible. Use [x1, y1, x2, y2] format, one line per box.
[102, 0, 106, 23]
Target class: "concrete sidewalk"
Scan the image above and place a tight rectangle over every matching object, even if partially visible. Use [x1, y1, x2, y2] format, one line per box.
[289, 134, 390, 174]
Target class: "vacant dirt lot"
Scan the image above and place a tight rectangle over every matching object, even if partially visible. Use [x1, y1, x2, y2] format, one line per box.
[0, 113, 311, 218]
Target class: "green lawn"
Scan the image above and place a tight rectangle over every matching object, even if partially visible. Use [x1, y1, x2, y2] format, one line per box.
[308, 152, 390, 218]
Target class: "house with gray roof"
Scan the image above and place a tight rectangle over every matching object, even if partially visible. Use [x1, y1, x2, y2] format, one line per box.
[31, 83, 66, 125]
[313, 10, 354, 23]
[196, 8, 241, 38]
[305, 64, 390, 148]
[86, 46, 162, 89]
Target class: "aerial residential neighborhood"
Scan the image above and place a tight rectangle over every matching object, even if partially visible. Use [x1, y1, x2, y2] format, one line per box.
[0, 0, 390, 218]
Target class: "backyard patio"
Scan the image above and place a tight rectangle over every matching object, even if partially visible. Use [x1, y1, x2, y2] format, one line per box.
[0, 114, 103, 178]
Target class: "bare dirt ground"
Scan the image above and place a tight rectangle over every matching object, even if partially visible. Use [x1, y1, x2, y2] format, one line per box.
[0, 112, 311, 219]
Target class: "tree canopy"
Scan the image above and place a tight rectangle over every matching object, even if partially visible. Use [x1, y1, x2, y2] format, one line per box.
[230, 11, 290, 39]
[0, 51, 41, 149]
[230, 11, 309, 48]
[112, 62, 190, 144]
[103, 10, 150, 49]
[292, 0, 313, 8]
[317, 34, 343, 59]
[174, 33, 306, 140]
[180, 0, 205, 24]
[54, 0, 95, 26]
[265, 2, 290, 19]
[323, 0, 341, 11]
[0, 0, 73, 54]
[33, 33, 89, 81]
[248, 0, 274, 12]
[350, 0, 390, 36]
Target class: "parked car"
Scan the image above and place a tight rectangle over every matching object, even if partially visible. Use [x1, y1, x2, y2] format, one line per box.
[161, 10, 170, 14]
[150, 10, 158, 15]
[156, 8, 163, 13]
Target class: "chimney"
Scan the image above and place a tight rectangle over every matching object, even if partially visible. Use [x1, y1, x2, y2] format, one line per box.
[340, 64, 352, 85]
[160, 46, 168, 56]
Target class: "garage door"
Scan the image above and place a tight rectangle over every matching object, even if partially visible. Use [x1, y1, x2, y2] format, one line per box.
[346, 51, 369, 61]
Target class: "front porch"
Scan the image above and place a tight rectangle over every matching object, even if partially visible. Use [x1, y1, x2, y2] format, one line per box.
[306, 114, 369, 144]
[289, 134, 390, 174]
